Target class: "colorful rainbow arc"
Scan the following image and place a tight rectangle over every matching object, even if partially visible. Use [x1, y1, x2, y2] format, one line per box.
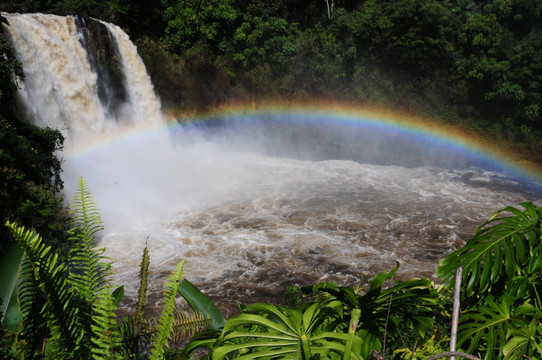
[64, 102, 542, 192]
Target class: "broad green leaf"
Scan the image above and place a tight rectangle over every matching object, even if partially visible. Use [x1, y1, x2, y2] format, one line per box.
[369, 264, 399, 291]
[0, 241, 24, 331]
[243, 302, 299, 333]
[218, 345, 297, 360]
[112, 285, 124, 308]
[438, 202, 540, 300]
[178, 278, 225, 330]
[223, 330, 296, 342]
[223, 313, 295, 337]
[457, 294, 515, 359]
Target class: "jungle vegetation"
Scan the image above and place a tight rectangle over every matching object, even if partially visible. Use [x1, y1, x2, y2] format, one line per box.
[1, 179, 541, 359]
[1, 1, 542, 358]
[1, 0, 542, 158]
[1, 0, 542, 251]
[0, 30, 68, 256]
[2, 0, 541, 254]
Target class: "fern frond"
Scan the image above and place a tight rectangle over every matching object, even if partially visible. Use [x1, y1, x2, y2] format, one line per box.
[135, 245, 150, 331]
[90, 284, 123, 360]
[170, 309, 212, 343]
[67, 177, 118, 358]
[149, 260, 186, 360]
[69, 177, 104, 239]
[17, 256, 47, 358]
[6, 221, 80, 358]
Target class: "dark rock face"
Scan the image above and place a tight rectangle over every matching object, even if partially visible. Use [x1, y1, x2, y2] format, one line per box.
[75, 16, 127, 119]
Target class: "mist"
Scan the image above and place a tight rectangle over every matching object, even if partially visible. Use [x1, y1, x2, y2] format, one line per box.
[59, 113, 541, 315]
[5, 12, 541, 315]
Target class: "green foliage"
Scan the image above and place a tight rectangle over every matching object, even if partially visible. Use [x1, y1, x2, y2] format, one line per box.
[439, 202, 542, 302]
[213, 299, 363, 360]
[135, 245, 150, 330]
[162, 0, 238, 54]
[438, 202, 542, 359]
[3, 178, 119, 359]
[0, 243, 24, 331]
[0, 32, 67, 258]
[5, 222, 80, 358]
[232, 15, 296, 71]
[281, 284, 302, 310]
[183, 266, 440, 359]
[118, 245, 151, 358]
[304, 265, 440, 359]
[2, 178, 213, 359]
[384, 0, 458, 73]
[178, 278, 226, 330]
[0, 33, 22, 110]
[119, 249, 211, 359]
[149, 260, 186, 360]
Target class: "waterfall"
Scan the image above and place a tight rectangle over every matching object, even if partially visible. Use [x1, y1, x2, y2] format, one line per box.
[1, 13, 162, 140]
[3, 13, 540, 317]
[98, 20, 162, 126]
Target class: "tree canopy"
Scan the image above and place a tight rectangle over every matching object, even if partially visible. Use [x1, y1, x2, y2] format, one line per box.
[0, 31, 68, 256]
[1, 0, 542, 180]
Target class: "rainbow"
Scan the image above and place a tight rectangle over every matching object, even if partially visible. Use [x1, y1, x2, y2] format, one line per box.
[65, 101, 542, 192]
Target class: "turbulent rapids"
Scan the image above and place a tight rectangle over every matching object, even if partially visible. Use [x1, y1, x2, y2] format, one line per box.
[3, 13, 541, 316]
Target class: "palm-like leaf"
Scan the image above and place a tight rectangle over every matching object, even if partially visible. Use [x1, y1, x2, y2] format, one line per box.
[437, 202, 542, 360]
[305, 265, 438, 341]
[456, 294, 514, 359]
[438, 202, 540, 299]
[456, 294, 542, 360]
[212, 299, 363, 360]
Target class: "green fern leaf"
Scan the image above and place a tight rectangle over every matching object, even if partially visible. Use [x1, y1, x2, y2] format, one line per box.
[6, 221, 81, 358]
[90, 284, 123, 360]
[170, 309, 212, 343]
[149, 260, 186, 360]
[135, 245, 150, 331]
[17, 256, 48, 357]
[67, 177, 120, 358]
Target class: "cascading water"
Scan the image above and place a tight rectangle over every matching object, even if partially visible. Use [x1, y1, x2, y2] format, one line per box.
[3, 13, 541, 317]
[1, 12, 161, 139]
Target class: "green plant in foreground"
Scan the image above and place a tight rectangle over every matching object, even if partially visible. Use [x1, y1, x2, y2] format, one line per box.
[184, 298, 363, 360]
[118, 245, 213, 359]
[182, 265, 440, 360]
[2, 177, 214, 359]
[438, 202, 542, 360]
[303, 265, 440, 359]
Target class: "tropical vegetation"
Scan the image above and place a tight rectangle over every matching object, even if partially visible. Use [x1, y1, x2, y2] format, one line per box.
[1, 1, 542, 359]
[2, 181, 542, 359]
[1, 177, 214, 359]
[438, 202, 542, 359]
[1, 0, 542, 161]
[0, 31, 68, 257]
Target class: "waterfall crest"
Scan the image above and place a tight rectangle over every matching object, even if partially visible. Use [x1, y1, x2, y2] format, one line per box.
[1, 13, 162, 139]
